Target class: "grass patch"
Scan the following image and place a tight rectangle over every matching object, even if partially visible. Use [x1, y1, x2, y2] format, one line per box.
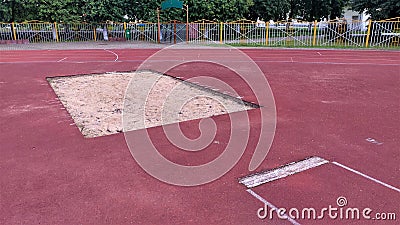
[226, 42, 400, 50]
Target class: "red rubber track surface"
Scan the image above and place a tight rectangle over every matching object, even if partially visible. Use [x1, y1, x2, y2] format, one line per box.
[0, 48, 399, 224]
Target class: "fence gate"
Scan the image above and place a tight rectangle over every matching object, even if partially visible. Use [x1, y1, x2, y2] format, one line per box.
[224, 22, 266, 45]
[57, 23, 96, 42]
[187, 21, 220, 43]
[0, 23, 13, 41]
[160, 21, 187, 43]
[126, 23, 158, 42]
[369, 21, 400, 48]
[16, 23, 56, 43]
[316, 20, 368, 47]
[267, 22, 313, 47]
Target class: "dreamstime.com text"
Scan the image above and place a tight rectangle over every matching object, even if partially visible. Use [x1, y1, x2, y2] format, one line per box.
[257, 197, 397, 221]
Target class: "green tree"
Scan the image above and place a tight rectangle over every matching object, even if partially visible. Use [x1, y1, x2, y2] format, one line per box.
[0, 0, 357, 23]
[249, 0, 290, 21]
[127, 0, 254, 22]
[297, 0, 331, 21]
[288, 0, 346, 21]
[81, 0, 131, 22]
[33, 0, 83, 22]
[213, 0, 254, 21]
[352, 0, 400, 20]
[329, 0, 346, 19]
[0, 0, 11, 22]
[127, 0, 159, 22]
[0, 0, 85, 22]
[0, 0, 33, 22]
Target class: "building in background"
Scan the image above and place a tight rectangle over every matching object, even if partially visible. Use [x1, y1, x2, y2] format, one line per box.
[343, 7, 370, 31]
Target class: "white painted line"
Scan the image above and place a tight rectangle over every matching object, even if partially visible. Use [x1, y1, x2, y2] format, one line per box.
[247, 189, 301, 225]
[321, 100, 337, 104]
[239, 156, 328, 188]
[365, 137, 383, 145]
[103, 49, 119, 61]
[332, 162, 400, 193]
[317, 52, 322, 56]
[57, 57, 68, 62]
[1, 60, 399, 66]
[291, 57, 294, 62]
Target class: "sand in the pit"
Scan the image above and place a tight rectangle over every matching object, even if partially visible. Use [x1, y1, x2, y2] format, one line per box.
[48, 71, 255, 138]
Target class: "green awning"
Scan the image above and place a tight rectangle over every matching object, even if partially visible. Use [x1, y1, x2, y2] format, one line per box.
[161, 0, 183, 10]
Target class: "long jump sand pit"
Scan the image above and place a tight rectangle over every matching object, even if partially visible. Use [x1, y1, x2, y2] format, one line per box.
[48, 71, 257, 138]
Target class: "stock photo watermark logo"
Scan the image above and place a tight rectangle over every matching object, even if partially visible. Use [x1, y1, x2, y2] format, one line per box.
[257, 197, 397, 221]
[122, 44, 276, 186]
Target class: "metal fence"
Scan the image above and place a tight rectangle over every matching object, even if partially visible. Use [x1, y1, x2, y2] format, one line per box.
[368, 20, 400, 48]
[1, 18, 399, 48]
[266, 21, 314, 47]
[160, 22, 186, 43]
[224, 21, 264, 45]
[0, 23, 13, 41]
[187, 21, 221, 43]
[314, 20, 369, 47]
[57, 23, 96, 42]
[14, 22, 56, 42]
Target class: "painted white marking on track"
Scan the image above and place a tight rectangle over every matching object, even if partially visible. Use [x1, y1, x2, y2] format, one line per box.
[103, 49, 119, 61]
[1, 60, 399, 66]
[321, 100, 337, 104]
[317, 52, 322, 56]
[239, 156, 328, 188]
[365, 137, 383, 145]
[247, 189, 301, 225]
[57, 57, 67, 62]
[332, 161, 400, 193]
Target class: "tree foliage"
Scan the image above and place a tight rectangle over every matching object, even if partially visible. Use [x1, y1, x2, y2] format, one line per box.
[352, 0, 400, 20]
[288, 0, 347, 21]
[1, 0, 32, 22]
[80, 0, 130, 22]
[141, 0, 254, 22]
[1, 0, 397, 23]
[249, 0, 290, 21]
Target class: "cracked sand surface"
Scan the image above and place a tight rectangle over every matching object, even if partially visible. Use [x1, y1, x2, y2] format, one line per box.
[48, 71, 254, 138]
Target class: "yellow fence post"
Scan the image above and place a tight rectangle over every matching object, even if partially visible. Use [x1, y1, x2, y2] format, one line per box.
[123, 22, 127, 40]
[54, 22, 59, 42]
[220, 22, 223, 44]
[365, 20, 372, 48]
[94, 26, 97, 41]
[313, 20, 317, 46]
[202, 20, 205, 41]
[11, 22, 17, 40]
[265, 22, 269, 46]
